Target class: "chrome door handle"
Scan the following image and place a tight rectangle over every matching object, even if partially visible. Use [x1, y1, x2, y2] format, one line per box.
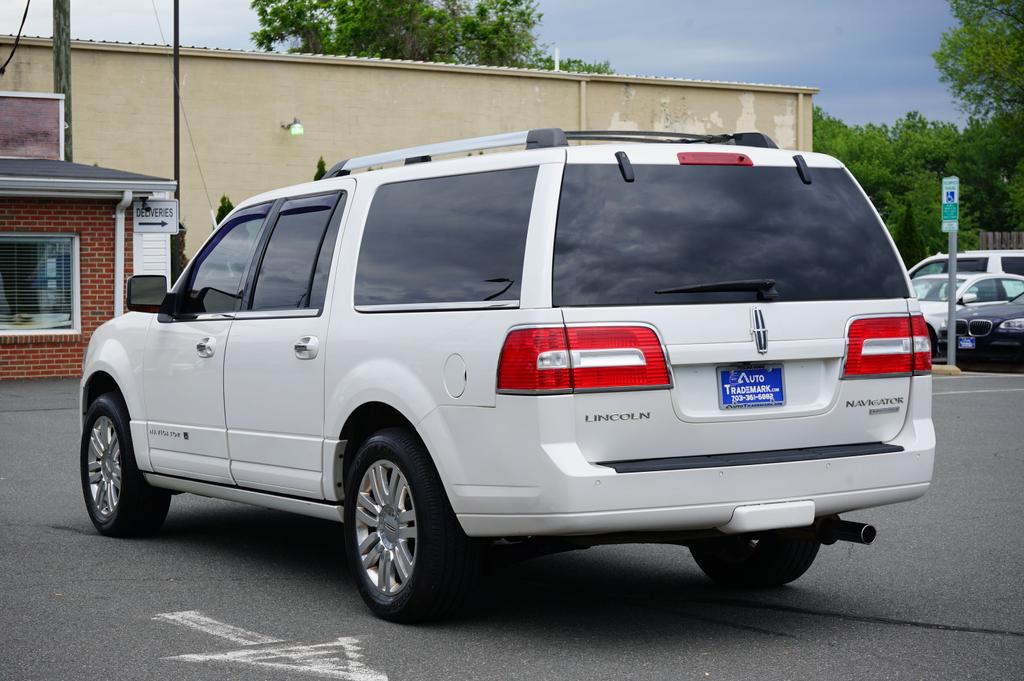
[294, 335, 319, 360]
[196, 337, 216, 358]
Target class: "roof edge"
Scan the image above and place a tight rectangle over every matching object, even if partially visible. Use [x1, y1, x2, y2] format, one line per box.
[0, 35, 820, 95]
[0, 176, 178, 196]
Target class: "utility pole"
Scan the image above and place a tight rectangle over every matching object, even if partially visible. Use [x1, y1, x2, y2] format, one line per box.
[53, 0, 72, 161]
[171, 0, 183, 278]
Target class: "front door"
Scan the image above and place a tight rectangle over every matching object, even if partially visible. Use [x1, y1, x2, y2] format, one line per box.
[223, 188, 349, 499]
[143, 203, 270, 483]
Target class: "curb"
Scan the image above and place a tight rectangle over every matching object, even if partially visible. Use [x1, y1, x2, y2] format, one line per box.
[932, 364, 962, 376]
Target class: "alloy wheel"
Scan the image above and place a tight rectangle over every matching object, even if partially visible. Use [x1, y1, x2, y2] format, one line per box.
[86, 415, 122, 519]
[354, 460, 417, 595]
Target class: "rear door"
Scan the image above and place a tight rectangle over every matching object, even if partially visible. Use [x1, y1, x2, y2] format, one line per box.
[223, 187, 351, 499]
[553, 148, 916, 464]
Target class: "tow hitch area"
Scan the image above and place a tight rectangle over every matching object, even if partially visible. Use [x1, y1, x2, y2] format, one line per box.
[718, 500, 815, 534]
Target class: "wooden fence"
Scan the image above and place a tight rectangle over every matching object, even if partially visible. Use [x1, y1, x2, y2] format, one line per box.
[979, 231, 1024, 249]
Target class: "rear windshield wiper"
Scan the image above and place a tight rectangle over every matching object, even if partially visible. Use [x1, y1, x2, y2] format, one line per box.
[655, 278, 778, 300]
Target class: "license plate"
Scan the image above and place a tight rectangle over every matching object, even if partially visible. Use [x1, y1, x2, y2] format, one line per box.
[958, 336, 976, 350]
[718, 365, 785, 409]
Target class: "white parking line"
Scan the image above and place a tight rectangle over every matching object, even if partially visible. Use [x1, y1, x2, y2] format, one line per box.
[935, 372, 1024, 378]
[154, 611, 388, 680]
[166, 637, 388, 681]
[153, 611, 283, 646]
[934, 388, 1024, 396]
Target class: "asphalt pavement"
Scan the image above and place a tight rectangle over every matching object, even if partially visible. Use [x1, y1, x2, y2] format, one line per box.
[1, 374, 1022, 680]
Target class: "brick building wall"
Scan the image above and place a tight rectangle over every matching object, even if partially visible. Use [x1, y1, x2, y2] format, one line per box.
[0, 198, 132, 379]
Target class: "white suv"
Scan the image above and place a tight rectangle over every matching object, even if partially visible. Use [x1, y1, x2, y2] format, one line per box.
[80, 128, 936, 621]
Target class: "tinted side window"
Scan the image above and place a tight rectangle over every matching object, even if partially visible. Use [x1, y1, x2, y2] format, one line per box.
[1002, 257, 1024, 276]
[1000, 278, 1024, 300]
[966, 278, 1000, 302]
[355, 167, 537, 307]
[957, 258, 988, 273]
[250, 193, 341, 311]
[912, 262, 944, 278]
[182, 205, 268, 314]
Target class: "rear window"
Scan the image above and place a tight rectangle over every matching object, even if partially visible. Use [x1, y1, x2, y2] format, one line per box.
[355, 168, 537, 308]
[552, 164, 911, 306]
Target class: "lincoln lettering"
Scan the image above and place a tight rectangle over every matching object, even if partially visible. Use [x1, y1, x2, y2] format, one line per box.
[585, 412, 651, 423]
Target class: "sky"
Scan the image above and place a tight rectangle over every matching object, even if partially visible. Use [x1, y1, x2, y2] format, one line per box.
[0, 0, 963, 126]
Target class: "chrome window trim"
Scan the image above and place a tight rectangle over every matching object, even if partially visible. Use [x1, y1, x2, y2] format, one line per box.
[356, 300, 520, 313]
[232, 308, 321, 320]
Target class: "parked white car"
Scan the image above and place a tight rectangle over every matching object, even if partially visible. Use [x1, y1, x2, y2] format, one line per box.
[80, 128, 935, 622]
[909, 250, 1024, 279]
[912, 273, 1024, 352]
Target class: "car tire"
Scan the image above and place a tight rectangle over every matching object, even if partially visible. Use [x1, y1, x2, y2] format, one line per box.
[689, 532, 820, 588]
[80, 392, 171, 537]
[343, 427, 482, 622]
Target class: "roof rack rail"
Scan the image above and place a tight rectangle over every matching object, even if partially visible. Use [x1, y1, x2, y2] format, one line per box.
[323, 128, 568, 178]
[320, 127, 776, 179]
[564, 130, 778, 148]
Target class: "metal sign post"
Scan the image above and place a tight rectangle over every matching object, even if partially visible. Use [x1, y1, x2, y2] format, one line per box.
[942, 176, 960, 366]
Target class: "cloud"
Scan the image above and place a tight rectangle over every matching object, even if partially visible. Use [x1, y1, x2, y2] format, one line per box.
[0, 0, 961, 125]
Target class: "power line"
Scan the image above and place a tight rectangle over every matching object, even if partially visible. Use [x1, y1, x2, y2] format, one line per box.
[149, 0, 215, 223]
[0, 0, 32, 76]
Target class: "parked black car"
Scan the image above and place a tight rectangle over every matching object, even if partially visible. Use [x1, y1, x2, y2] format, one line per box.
[939, 292, 1024, 363]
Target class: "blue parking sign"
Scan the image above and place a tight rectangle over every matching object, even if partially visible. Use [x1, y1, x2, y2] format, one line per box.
[945, 190, 956, 203]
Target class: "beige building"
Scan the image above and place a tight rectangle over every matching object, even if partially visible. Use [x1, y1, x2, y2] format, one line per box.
[1, 36, 817, 256]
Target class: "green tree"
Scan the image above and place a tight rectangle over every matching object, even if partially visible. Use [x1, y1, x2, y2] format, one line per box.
[251, 0, 545, 68]
[314, 156, 327, 181]
[813, 107, 976, 251]
[216, 195, 234, 224]
[532, 55, 613, 74]
[933, 0, 1024, 119]
[894, 196, 928, 267]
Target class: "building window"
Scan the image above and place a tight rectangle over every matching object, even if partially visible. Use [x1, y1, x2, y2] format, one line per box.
[0, 234, 79, 334]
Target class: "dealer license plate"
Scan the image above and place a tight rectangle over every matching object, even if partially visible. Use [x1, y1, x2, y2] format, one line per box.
[719, 365, 785, 409]
[958, 336, 976, 350]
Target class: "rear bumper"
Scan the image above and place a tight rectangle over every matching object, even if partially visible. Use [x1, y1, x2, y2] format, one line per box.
[457, 481, 931, 537]
[425, 377, 935, 538]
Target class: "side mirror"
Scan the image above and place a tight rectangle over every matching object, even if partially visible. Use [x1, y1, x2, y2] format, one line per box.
[958, 292, 978, 305]
[127, 275, 169, 313]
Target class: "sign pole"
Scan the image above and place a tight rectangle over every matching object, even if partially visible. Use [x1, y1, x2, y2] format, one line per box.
[941, 176, 960, 367]
[947, 230, 957, 366]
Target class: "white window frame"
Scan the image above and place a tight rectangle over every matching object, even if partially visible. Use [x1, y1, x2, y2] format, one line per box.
[0, 232, 81, 336]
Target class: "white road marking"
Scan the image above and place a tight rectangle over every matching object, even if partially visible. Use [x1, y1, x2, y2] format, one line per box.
[934, 388, 1024, 396]
[935, 372, 1024, 378]
[153, 611, 283, 646]
[154, 611, 388, 680]
[165, 637, 388, 681]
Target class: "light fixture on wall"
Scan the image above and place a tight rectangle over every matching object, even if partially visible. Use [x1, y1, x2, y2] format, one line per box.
[282, 118, 304, 136]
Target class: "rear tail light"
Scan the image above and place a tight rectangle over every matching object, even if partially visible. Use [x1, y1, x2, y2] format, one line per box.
[910, 314, 932, 375]
[496, 327, 571, 393]
[843, 315, 931, 378]
[497, 325, 671, 394]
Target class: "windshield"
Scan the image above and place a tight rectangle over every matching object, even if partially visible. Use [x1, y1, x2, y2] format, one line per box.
[552, 164, 910, 306]
[913, 277, 967, 302]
